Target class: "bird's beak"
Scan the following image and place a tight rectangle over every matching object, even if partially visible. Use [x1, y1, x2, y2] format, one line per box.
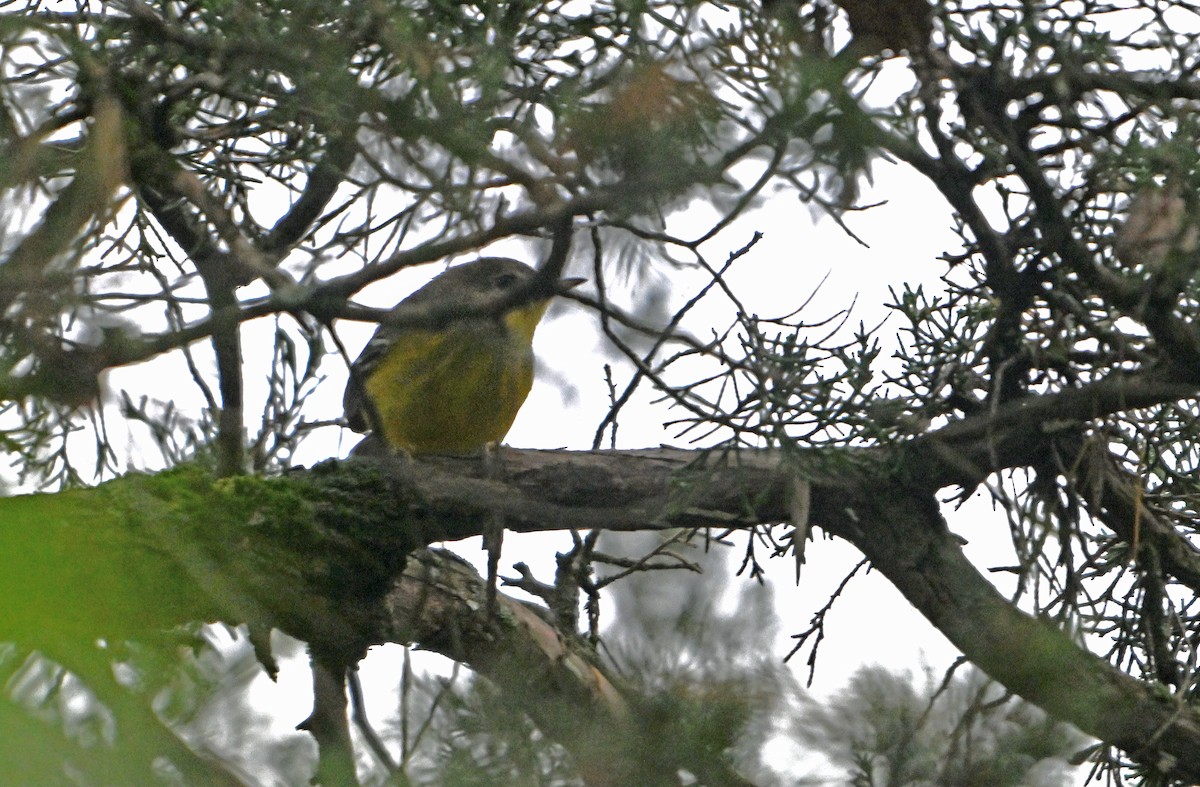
[557, 276, 587, 293]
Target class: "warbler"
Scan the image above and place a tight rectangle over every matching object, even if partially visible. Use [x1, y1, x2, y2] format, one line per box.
[343, 257, 584, 453]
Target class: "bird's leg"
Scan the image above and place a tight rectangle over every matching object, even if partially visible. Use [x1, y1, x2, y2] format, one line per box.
[482, 441, 504, 615]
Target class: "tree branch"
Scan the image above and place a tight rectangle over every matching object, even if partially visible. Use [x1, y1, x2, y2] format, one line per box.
[3, 447, 1200, 780]
[1076, 440, 1200, 592]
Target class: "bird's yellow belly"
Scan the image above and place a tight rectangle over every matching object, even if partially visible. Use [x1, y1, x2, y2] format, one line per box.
[364, 327, 534, 454]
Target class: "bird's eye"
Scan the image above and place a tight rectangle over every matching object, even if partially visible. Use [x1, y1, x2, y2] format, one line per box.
[493, 272, 519, 289]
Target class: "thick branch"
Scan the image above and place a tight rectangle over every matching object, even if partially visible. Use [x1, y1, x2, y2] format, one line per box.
[340, 449, 1200, 781]
[911, 372, 1200, 490]
[4, 449, 1200, 780]
[389, 548, 761, 787]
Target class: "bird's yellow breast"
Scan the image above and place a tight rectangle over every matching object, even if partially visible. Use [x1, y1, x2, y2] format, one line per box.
[361, 301, 548, 454]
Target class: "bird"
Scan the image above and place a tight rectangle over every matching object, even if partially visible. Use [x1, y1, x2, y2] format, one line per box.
[343, 257, 584, 454]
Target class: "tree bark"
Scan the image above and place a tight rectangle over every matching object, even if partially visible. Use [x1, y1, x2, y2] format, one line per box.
[2, 445, 1199, 781]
